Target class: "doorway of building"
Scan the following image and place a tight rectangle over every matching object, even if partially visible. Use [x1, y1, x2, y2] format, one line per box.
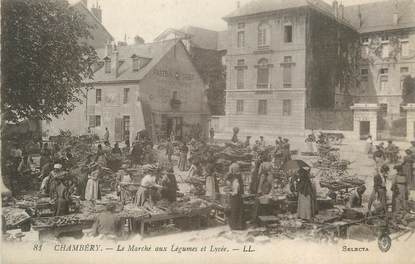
[166, 117, 183, 140]
[360, 121, 370, 140]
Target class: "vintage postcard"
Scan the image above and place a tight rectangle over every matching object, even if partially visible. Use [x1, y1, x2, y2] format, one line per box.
[1, 0, 415, 263]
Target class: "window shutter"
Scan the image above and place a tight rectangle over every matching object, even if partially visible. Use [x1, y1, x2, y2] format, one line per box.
[89, 115, 96, 127]
[114, 118, 123, 141]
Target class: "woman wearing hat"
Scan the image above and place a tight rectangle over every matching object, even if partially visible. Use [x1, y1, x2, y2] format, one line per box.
[85, 164, 101, 202]
[178, 142, 188, 171]
[204, 165, 218, 199]
[159, 167, 178, 202]
[227, 162, 245, 230]
[295, 167, 317, 220]
[47, 163, 64, 198]
[135, 165, 161, 207]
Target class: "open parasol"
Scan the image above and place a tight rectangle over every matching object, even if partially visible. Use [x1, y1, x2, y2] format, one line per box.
[283, 160, 311, 172]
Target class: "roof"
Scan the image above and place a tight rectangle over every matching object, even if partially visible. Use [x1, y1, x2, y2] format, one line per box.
[154, 26, 219, 50]
[344, 0, 415, 33]
[72, 0, 114, 41]
[223, 0, 353, 28]
[89, 39, 180, 83]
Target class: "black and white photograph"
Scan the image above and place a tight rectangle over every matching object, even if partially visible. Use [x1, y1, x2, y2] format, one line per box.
[1, 0, 415, 263]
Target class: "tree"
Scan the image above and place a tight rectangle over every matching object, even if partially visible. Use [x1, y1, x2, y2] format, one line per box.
[402, 75, 415, 105]
[1, 0, 98, 122]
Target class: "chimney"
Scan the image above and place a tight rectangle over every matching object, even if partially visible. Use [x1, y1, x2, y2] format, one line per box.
[332, 0, 338, 18]
[105, 41, 112, 57]
[112, 45, 119, 77]
[134, 35, 145, 45]
[339, 3, 344, 19]
[237, 1, 240, 8]
[393, 13, 399, 25]
[393, 1, 399, 25]
[91, 3, 102, 23]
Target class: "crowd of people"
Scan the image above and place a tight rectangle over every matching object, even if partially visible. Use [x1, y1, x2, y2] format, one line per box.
[6, 125, 415, 237]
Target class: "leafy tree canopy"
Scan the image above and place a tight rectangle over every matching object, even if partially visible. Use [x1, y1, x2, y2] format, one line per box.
[2, 0, 98, 122]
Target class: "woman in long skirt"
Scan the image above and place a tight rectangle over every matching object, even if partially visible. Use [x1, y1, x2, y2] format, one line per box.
[205, 166, 218, 199]
[296, 168, 317, 220]
[178, 143, 188, 171]
[85, 166, 101, 201]
[365, 135, 373, 154]
[228, 163, 245, 230]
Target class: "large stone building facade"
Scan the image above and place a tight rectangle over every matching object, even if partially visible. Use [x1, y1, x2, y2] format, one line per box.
[44, 40, 209, 143]
[345, 0, 415, 140]
[219, 0, 358, 137]
[216, 0, 415, 141]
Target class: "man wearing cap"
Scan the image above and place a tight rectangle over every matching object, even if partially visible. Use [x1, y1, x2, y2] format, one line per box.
[368, 165, 389, 213]
[402, 149, 414, 187]
[391, 165, 408, 212]
[348, 185, 366, 208]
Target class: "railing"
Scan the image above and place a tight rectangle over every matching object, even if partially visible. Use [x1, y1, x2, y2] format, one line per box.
[256, 83, 271, 89]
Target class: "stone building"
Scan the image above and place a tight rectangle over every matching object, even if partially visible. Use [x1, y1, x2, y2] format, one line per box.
[155, 26, 227, 115]
[72, 0, 114, 49]
[44, 40, 209, 143]
[218, 0, 358, 137]
[344, 0, 415, 140]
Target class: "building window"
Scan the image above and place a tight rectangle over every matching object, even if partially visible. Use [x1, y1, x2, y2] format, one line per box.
[382, 44, 389, 58]
[123, 116, 130, 139]
[282, 56, 292, 88]
[284, 24, 293, 43]
[237, 59, 245, 66]
[237, 31, 245, 48]
[95, 115, 101, 127]
[257, 59, 270, 89]
[258, 22, 271, 48]
[258, 100, 267, 115]
[380, 77, 388, 90]
[237, 22, 245, 29]
[401, 40, 409, 57]
[380, 68, 389, 75]
[236, 100, 244, 113]
[123, 88, 129, 104]
[361, 37, 369, 45]
[104, 59, 111, 73]
[237, 69, 244, 89]
[401, 67, 409, 74]
[132, 58, 139, 71]
[361, 68, 369, 81]
[282, 99, 292, 116]
[381, 35, 389, 42]
[96, 89, 102, 103]
[380, 103, 388, 115]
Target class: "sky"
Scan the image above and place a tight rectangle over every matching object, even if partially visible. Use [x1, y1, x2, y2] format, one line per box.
[78, 0, 384, 43]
